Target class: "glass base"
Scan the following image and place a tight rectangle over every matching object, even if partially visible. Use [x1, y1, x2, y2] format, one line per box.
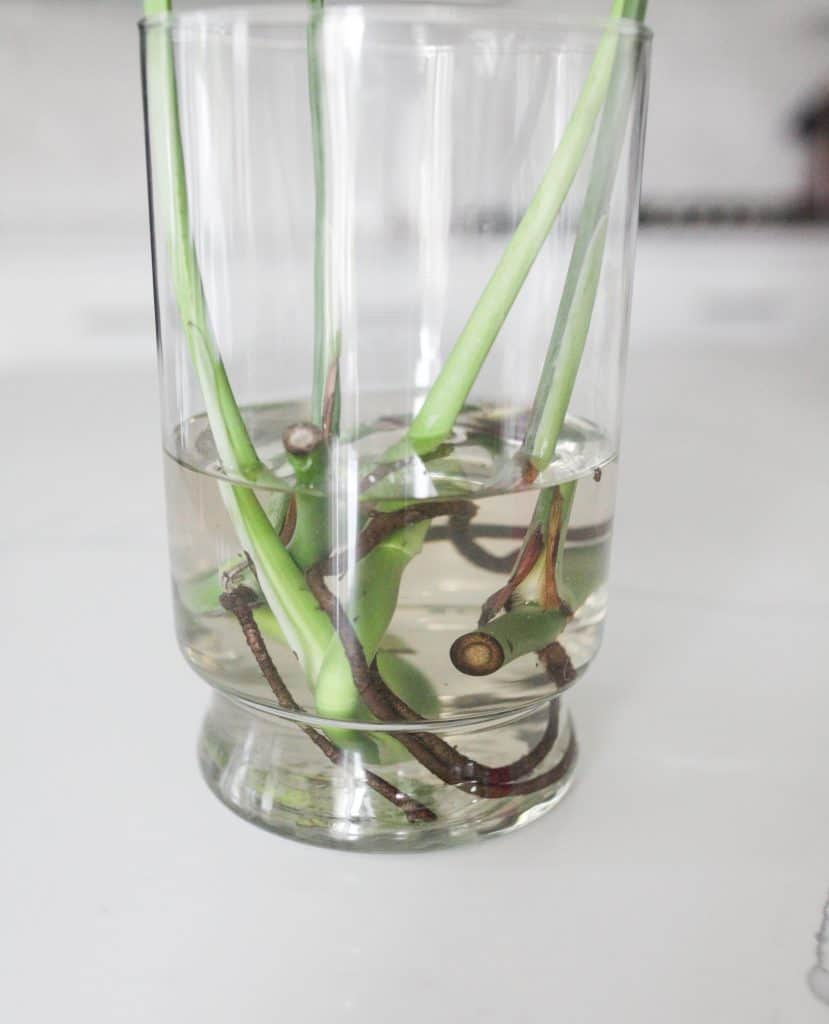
[198, 692, 577, 852]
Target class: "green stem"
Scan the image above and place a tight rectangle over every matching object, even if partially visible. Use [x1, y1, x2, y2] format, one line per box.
[477, 481, 575, 626]
[253, 604, 440, 766]
[144, 0, 356, 719]
[559, 537, 612, 611]
[307, 0, 340, 434]
[220, 586, 435, 819]
[222, 483, 379, 749]
[522, 217, 608, 475]
[150, 0, 491, 761]
[404, 0, 631, 457]
[522, 0, 649, 472]
[286, 493, 330, 569]
[451, 608, 568, 677]
[313, 521, 430, 719]
[454, 476, 614, 678]
[282, 426, 331, 568]
[253, 605, 440, 721]
[479, 607, 568, 664]
[514, 482, 577, 610]
[220, 485, 343, 683]
[143, 0, 264, 482]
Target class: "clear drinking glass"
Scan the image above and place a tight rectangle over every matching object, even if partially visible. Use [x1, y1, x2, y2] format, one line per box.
[140, 2, 651, 850]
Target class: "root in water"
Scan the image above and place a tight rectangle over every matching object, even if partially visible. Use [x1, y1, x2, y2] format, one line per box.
[305, 565, 575, 799]
[319, 499, 477, 576]
[220, 586, 436, 824]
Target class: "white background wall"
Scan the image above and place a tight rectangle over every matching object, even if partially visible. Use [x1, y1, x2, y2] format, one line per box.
[2, 0, 827, 238]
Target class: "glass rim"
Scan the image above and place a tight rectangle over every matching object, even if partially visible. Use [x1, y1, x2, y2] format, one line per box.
[139, 3, 653, 43]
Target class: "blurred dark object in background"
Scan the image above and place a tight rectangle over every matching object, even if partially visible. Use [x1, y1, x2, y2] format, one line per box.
[797, 89, 829, 217]
[5, 1, 829, 239]
[639, 200, 828, 228]
[641, 85, 829, 228]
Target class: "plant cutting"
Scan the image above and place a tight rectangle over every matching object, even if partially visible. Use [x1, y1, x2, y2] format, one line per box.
[141, 0, 652, 849]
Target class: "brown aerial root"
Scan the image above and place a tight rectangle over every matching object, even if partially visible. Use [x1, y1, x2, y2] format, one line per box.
[305, 564, 575, 799]
[319, 499, 477, 576]
[538, 641, 577, 689]
[361, 500, 476, 556]
[459, 730, 577, 799]
[219, 586, 436, 824]
[444, 522, 521, 575]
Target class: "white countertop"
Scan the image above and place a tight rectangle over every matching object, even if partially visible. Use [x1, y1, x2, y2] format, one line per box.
[3, 228, 829, 1022]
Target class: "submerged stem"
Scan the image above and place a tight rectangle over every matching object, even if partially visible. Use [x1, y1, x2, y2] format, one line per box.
[451, 480, 579, 677]
[282, 422, 331, 569]
[312, 500, 475, 724]
[478, 482, 575, 626]
[451, 607, 569, 677]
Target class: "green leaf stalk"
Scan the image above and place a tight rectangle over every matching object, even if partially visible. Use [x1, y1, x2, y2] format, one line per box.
[521, 0, 649, 473]
[143, 0, 649, 807]
[404, 0, 637, 458]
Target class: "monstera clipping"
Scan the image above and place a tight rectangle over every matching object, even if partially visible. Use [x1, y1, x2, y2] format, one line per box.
[140, 0, 651, 847]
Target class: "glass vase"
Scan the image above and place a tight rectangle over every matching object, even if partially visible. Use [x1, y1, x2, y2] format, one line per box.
[140, 2, 651, 851]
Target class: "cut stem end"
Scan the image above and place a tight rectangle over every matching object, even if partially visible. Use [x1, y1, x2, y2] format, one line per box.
[450, 632, 505, 677]
[282, 421, 325, 457]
